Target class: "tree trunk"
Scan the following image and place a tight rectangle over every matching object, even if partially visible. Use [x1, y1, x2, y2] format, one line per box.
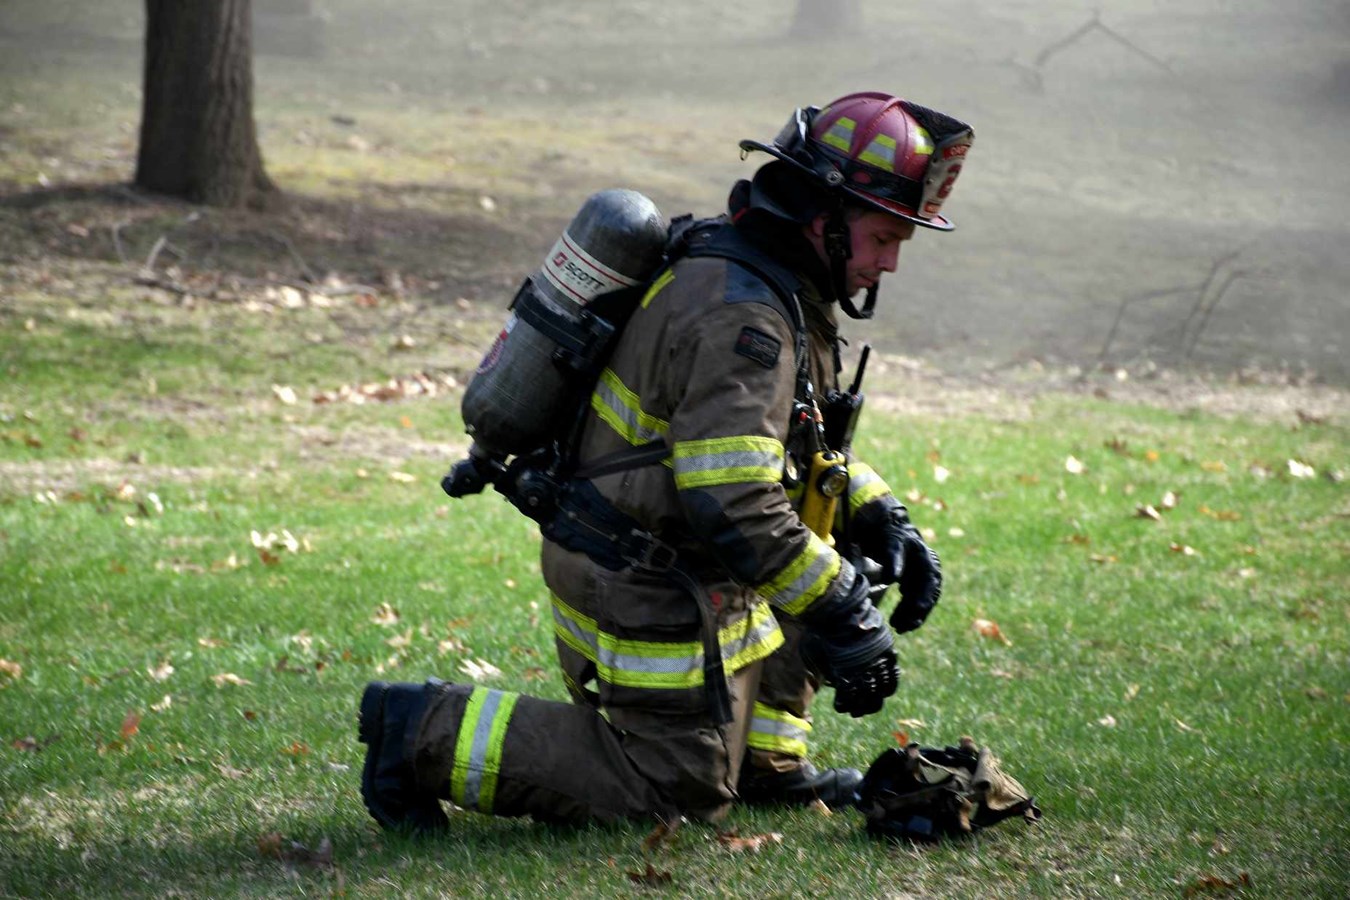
[135, 0, 276, 208]
[792, 0, 863, 36]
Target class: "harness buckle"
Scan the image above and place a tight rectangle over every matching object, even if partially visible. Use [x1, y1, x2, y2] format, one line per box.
[619, 529, 679, 573]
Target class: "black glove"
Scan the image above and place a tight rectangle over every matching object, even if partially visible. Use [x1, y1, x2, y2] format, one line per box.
[801, 568, 900, 718]
[853, 499, 943, 635]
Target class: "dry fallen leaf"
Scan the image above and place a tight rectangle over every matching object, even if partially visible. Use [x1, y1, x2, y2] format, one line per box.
[211, 673, 253, 687]
[371, 602, 400, 626]
[1287, 459, 1316, 479]
[716, 830, 783, 853]
[458, 658, 502, 680]
[1064, 455, 1086, 475]
[1160, 490, 1179, 510]
[0, 658, 22, 681]
[389, 471, 416, 483]
[895, 717, 926, 729]
[892, 730, 910, 746]
[1200, 459, 1227, 473]
[933, 465, 951, 484]
[1199, 505, 1242, 522]
[1174, 717, 1199, 733]
[151, 694, 172, 713]
[197, 636, 227, 648]
[216, 762, 249, 779]
[1144, 450, 1160, 463]
[120, 711, 141, 741]
[282, 741, 310, 757]
[1089, 553, 1119, 564]
[1170, 542, 1198, 556]
[973, 618, 1013, 646]
[1135, 504, 1163, 521]
[1125, 683, 1141, 702]
[641, 817, 682, 853]
[627, 863, 672, 886]
[1097, 715, 1118, 727]
[147, 660, 174, 682]
[1182, 872, 1251, 897]
[271, 384, 298, 406]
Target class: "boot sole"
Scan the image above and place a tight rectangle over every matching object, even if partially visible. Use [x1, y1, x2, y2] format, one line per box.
[359, 681, 400, 830]
[359, 681, 449, 833]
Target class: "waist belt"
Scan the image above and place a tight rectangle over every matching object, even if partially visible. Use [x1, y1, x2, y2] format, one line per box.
[543, 478, 734, 725]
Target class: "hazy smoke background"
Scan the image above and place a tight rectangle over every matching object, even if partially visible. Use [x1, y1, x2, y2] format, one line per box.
[3, 0, 1347, 381]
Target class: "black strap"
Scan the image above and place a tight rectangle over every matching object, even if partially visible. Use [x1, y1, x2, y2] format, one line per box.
[573, 440, 670, 481]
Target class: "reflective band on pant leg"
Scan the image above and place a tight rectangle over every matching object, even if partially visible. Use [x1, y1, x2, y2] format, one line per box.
[450, 687, 520, 813]
[745, 701, 811, 759]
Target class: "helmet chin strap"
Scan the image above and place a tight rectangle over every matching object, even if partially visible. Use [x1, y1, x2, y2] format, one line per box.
[823, 208, 877, 320]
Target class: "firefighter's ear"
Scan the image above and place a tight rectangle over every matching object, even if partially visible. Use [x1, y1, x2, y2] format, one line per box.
[807, 212, 829, 239]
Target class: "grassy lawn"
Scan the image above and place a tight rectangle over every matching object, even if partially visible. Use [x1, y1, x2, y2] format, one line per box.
[1, 2, 1347, 894]
[2, 280, 1347, 898]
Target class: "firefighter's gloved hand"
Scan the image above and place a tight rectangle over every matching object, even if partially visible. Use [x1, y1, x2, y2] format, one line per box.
[854, 500, 943, 635]
[801, 569, 899, 718]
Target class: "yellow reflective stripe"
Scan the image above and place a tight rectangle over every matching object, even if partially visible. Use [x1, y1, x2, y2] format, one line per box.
[759, 533, 845, 616]
[641, 269, 676, 309]
[912, 124, 935, 155]
[746, 702, 811, 758]
[550, 593, 783, 689]
[450, 687, 519, 813]
[821, 116, 856, 152]
[590, 367, 669, 448]
[858, 133, 897, 169]
[847, 462, 891, 511]
[673, 435, 784, 490]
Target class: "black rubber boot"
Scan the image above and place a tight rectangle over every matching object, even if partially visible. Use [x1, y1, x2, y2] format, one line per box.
[738, 762, 864, 809]
[358, 680, 449, 833]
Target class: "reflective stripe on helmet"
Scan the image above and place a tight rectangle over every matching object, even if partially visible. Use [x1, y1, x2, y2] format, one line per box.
[759, 534, 849, 616]
[590, 367, 670, 448]
[820, 115, 856, 153]
[746, 701, 812, 758]
[449, 687, 519, 813]
[672, 435, 785, 490]
[550, 592, 784, 690]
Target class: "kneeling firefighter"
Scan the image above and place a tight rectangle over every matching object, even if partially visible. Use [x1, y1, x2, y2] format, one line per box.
[358, 91, 971, 831]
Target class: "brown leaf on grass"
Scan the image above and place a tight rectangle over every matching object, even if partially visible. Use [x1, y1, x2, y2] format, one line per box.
[1135, 504, 1162, 521]
[282, 741, 310, 757]
[1182, 872, 1251, 897]
[973, 618, 1013, 646]
[807, 798, 832, 817]
[242, 710, 258, 721]
[257, 547, 281, 566]
[1170, 543, 1199, 556]
[1160, 490, 1179, 510]
[147, 660, 174, 682]
[216, 762, 249, 779]
[385, 629, 413, 650]
[1064, 455, 1086, 475]
[257, 831, 284, 859]
[1125, 683, 1141, 702]
[12, 736, 41, 752]
[389, 471, 416, 483]
[198, 636, 227, 648]
[627, 863, 673, 886]
[1016, 473, 1040, 485]
[1104, 437, 1130, 456]
[641, 817, 682, 853]
[1144, 450, 1160, 463]
[1064, 533, 1091, 545]
[120, 711, 141, 741]
[0, 658, 22, 681]
[716, 830, 783, 853]
[150, 694, 172, 712]
[1200, 459, 1227, 473]
[1287, 459, 1316, 479]
[1174, 718, 1199, 733]
[458, 658, 501, 680]
[892, 730, 910, 747]
[1199, 506, 1242, 522]
[211, 673, 253, 687]
[371, 602, 400, 626]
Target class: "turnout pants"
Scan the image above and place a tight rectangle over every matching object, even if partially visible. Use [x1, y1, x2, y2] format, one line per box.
[410, 542, 775, 825]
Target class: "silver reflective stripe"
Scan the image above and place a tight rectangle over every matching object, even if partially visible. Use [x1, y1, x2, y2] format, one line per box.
[460, 689, 506, 811]
[771, 551, 852, 614]
[674, 447, 782, 478]
[750, 715, 810, 744]
[592, 375, 667, 445]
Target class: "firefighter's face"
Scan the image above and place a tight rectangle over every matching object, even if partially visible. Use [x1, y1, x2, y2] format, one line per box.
[808, 210, 916, 297]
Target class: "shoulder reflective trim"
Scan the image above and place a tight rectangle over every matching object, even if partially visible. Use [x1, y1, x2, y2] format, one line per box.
[847, 462, 891, 511]
[550, 593, 783, 690]
[759, 535, 848, 617]
[746, 700, 812, 758]
[449, 687, 519, 813]
[591, 367, 670, 448]
[673, 435, 785, 490]
[641, 269, 676, 309]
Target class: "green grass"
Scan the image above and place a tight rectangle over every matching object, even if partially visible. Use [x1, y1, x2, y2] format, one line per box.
[2, 286, 1347, 898]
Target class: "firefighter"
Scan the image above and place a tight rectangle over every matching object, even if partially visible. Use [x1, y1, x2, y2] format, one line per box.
[359, 92, 968, 830]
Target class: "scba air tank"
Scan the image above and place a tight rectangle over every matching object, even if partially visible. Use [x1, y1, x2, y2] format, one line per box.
[461, 189, 667, 457]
